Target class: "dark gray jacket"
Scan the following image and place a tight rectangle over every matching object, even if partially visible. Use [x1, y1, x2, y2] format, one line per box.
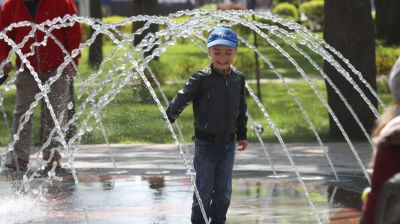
[166, 65, 247, 143]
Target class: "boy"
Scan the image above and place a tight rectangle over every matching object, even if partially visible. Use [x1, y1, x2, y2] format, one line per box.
[166, 27, 248, 224]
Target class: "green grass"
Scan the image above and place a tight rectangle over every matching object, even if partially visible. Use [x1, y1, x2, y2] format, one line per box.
[0, 40, 393, 146]
[1, 80, 391, 145]
[247, 81, 329, 142]
[80, 80, 392, 144]
[75, 39, 323, 83]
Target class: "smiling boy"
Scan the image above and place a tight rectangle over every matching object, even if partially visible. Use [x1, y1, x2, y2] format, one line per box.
[166, 27, 248, 224]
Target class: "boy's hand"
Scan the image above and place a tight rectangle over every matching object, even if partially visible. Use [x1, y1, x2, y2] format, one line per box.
[237, 140, 247, 151]
[166, 106, 178, 123]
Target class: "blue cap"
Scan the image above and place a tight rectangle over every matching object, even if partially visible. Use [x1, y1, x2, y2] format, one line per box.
[207, 27, 238, 48]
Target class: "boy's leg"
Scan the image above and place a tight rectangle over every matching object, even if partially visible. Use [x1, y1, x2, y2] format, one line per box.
[191, 139, 219, 224]
[41, 72, 70, 165]
[210, 141, 235, 224]
[9, 72, 40, 165]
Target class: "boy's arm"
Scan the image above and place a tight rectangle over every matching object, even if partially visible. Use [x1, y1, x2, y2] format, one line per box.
[166, 72, 203, 123]
[236, 77, 248, 141]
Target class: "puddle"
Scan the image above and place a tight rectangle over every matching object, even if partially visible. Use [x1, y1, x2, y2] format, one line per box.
[0, 172, 365, 223]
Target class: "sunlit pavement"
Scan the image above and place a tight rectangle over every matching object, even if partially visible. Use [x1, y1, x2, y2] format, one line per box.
[0, 142, 372, 223]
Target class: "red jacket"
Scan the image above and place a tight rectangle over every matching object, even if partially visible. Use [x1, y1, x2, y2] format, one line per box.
[364, 116, 400, 224]
[0, 0, 82, 74]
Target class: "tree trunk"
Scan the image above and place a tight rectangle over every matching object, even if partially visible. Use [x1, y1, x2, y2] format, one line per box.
[89, 0, 103, 69]
[132, 0, 159, 58]
[375, 0, 400, 45]
[323, 0, 377, 140]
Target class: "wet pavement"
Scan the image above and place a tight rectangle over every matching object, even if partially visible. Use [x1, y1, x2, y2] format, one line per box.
[0, 142, 372, 223]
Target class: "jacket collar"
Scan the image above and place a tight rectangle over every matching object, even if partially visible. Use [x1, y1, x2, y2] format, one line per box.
[210, 64, 232, 77]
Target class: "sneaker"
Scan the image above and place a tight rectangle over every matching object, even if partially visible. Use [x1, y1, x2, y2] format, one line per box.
[35, 162, 71, 178]
[3, 156, 28, 172]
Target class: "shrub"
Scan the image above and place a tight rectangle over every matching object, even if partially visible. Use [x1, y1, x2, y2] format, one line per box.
[376, 75, 390, 94]
[103, 16, 132, 42]
[234, 50, 265, 79]
[173, 56, 199, 80]
[231, 23, 253, 42]
[103, 16, 132, 34]
[376, 45, 400, 76]
[273, 0, 302, 7]
[81, 23, 91, 41]
[272, 3, 299, 21]
[300, 0, 324, 32]
[200, 4, 217, 10]
[148, 60, 167, 84]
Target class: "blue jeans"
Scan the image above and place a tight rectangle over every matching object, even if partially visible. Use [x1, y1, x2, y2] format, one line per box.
[191, 139, 235, 224]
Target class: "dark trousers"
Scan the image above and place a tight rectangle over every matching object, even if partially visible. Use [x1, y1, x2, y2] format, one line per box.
[13, 71, 70, 162]
[191, 139, 235, 224]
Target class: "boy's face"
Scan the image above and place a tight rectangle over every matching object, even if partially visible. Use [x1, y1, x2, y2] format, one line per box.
[208, 45, 236, 72]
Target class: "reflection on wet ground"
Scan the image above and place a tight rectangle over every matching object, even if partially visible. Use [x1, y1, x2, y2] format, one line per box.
[0, 170, 366, 224]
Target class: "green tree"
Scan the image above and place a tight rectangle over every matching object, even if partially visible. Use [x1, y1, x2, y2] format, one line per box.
[323, 0, 377, 139]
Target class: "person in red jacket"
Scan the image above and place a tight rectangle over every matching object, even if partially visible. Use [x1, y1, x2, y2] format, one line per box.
[0, 0, 82, 175]
[361, 57, 400, 224]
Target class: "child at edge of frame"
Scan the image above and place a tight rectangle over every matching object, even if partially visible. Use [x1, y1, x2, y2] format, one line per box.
[166, 27, 248, 224]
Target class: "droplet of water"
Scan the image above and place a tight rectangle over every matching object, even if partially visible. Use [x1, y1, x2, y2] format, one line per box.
[34, 93, 42, 100]
[78, 129, 85, 136]
[67, 102, 74, 110]
[11, 75, 17, 83]
[86, 126, 93, 132]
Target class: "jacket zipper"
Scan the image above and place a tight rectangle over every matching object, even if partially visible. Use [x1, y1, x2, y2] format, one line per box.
[205, 91, 210, 128]
[224, 75, 229, 133]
